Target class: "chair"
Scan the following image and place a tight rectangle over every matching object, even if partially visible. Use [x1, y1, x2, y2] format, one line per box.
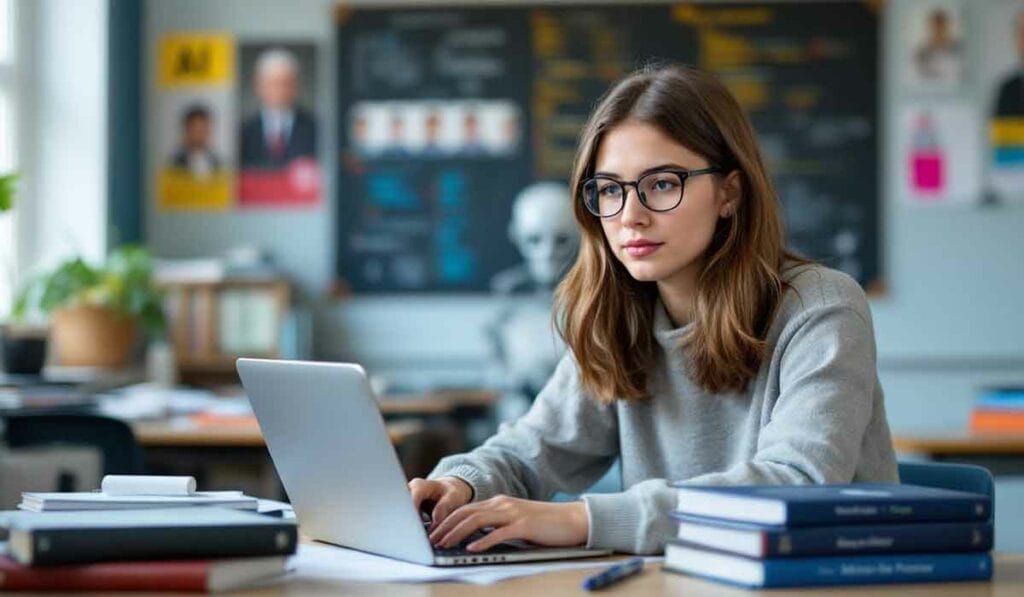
[2, 413, 146, 477]
[567, 460, 994, 506]
[897, 460, 994, 520]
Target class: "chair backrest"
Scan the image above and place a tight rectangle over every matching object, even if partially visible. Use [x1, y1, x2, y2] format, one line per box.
[3, 414, 145, 476]
[898, 461, 994, 521]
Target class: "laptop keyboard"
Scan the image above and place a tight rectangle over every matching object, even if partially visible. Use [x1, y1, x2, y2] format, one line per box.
[424, 523, 529, 556]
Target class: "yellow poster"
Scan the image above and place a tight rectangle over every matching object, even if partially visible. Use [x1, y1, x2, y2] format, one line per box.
[158, 169, 232, 211]
[159, 33, 234, 88]
[157, 33, 236, 211]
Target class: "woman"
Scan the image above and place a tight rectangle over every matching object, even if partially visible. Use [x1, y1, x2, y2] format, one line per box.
[409, 64, 898, 555]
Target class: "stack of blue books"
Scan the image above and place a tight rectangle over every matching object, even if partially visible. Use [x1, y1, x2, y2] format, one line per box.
[662, 484, 993, 589]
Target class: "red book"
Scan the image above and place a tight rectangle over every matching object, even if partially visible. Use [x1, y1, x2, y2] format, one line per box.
[0, 555, 287, 592]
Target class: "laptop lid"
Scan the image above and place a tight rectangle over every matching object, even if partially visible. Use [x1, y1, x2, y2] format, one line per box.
[237, 358, 435, 565]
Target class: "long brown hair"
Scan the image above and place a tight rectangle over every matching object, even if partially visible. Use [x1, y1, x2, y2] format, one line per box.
[555, 64, 807, 402]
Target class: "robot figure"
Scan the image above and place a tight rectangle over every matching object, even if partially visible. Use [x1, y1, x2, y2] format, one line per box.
[486, 182, 580, 423]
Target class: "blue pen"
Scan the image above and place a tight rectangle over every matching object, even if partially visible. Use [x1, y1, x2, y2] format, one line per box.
[581, 557, 644, 591]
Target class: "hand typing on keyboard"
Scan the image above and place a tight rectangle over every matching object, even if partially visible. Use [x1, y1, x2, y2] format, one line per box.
[432, 497, 589, 553]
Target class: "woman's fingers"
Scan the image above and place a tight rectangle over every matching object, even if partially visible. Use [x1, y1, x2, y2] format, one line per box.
[429, 493, 464, 532]
[407, 478, 439, 513]
[466, 523, 521, 552]
[437, 510, 507, 548]
[428, 501, 474, 543]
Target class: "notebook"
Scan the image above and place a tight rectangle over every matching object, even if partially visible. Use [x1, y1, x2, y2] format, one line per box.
[6, 507, 296, 565]
[19, 491, 259, 512]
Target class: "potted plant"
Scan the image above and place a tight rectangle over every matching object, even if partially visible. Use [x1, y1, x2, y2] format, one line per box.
[14, 246, 166, 368]
[1, 172, 51, 375]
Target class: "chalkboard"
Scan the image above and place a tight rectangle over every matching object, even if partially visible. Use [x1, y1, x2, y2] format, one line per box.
[336, 2, 880, 293]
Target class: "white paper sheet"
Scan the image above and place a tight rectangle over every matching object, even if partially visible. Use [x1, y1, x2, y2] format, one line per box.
[285, 542, 662, 586]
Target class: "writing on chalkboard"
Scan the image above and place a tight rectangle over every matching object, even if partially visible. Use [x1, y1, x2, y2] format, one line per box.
[336, 3, 880, 293]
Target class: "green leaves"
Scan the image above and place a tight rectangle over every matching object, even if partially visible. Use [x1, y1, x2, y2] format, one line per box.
[0, 173, 15, 212]
[13, 245, 166, 338]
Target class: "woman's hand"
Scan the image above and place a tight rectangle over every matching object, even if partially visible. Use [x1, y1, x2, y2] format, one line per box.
[408, 477, 474, 532]
[428, 495, 589, 552]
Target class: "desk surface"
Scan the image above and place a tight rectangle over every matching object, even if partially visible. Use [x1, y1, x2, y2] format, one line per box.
[234, 552, 1024, 596]
[893, 433, 1024, 456]
[130, 389, 496, 448]
[379, 389, 498, 415]
[133, 418, 425, 448]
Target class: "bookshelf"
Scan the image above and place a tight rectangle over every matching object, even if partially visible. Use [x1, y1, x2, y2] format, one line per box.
[160, 279, 290, 385]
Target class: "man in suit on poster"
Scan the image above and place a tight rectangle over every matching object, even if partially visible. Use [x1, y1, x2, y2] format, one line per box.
[240, 48, 317, 170]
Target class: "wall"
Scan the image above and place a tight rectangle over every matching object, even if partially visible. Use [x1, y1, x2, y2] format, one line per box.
[145, 0, 1024, 406]
[143, 0, 1024, 549]
[876, 0, 1024, 435]
[144, 0, 509, 389]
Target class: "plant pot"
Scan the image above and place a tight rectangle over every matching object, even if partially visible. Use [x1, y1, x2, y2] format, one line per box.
[50, 305, 138, 368]
[0, 324, 49, 375]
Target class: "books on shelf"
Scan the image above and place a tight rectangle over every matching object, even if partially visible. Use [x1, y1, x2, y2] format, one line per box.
[6, 507, 297, 565]
[0, 555, 287, 592]
[971, 387, 1024, 432]
[19, 491, 259, 512]
[154, 258, 228, 283]
[664, 483, 993, 588]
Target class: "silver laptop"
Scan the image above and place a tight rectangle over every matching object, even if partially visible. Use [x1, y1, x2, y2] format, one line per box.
[236, 358, 611, 566]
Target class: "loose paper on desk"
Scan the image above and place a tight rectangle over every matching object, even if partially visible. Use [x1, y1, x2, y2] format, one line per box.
[284, 543, 662, 586]
[101, 475, 197, 496]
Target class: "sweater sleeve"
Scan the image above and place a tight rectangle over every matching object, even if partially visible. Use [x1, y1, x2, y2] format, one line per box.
[428, 354, 619, 502]
[583, 304, 881, 554]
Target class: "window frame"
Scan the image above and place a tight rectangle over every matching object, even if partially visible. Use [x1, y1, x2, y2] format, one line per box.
[0, 0, 19, 316]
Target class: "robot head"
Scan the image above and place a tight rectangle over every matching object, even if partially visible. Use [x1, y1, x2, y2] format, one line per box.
[508, 182, 579, 288]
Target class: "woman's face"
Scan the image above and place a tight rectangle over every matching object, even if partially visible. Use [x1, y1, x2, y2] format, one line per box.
[594, 120, 738, 288]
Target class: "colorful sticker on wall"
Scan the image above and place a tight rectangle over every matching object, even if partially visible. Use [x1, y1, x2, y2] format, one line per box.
[900, 105, 982, 206]
[989, 117, 1024, 203]
[236, 43, 321, 208]
[157, 33, 235, 211]
[985, 2, 1024, 204]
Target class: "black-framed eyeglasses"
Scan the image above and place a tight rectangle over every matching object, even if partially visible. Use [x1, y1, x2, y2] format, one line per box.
[581, 167, 724, 218]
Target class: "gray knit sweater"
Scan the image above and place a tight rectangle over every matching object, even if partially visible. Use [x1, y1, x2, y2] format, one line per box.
[429, 263, 899, 554]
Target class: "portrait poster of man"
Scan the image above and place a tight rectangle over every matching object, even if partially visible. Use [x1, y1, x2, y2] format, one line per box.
[156, 33, 234, 211]
[237, 43, 321, 207]
[905, 2, 965, 91]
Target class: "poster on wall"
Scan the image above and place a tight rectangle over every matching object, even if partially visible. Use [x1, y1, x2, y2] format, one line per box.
[904, 1, 966, 93]
[987, 2, 1024, 204]
[899, 104, 982, 206]
[156, 33, 235, 211]
[237, 43, 321, 208]
[348, 100, 521, 160]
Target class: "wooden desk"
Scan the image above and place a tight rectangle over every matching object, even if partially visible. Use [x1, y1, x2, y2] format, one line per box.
[894, 433, 1024, 457]
[233, 552, 1024, 595]
[381, 389, 497, 416]
[133, 418, 425, 448]
[128, 390, 496, 498]
[131, 390, 496, 450]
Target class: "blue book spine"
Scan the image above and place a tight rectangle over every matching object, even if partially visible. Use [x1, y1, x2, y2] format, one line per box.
[762, 522, 993, 557]
[785, 497, 989, 526]
[761, 552, 992, 588]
